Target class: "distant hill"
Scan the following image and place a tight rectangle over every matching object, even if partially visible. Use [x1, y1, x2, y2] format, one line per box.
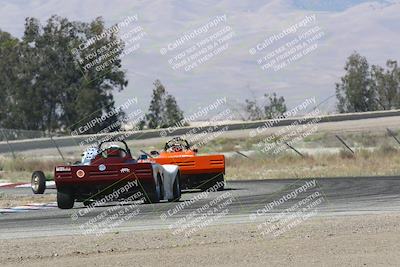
[0, 0, 399, 115]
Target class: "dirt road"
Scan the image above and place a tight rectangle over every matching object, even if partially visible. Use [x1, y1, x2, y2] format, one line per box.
[1, 213, 400, 266]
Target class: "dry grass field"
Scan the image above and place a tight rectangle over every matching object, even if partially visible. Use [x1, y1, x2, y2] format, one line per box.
[226, 145, 400, 180]
[1, 130, 400, 183]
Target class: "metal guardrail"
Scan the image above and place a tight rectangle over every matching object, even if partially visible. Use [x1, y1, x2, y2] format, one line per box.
[1, 109, 400, 153]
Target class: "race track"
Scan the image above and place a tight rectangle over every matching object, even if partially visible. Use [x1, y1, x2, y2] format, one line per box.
[1, 176, 400, 239]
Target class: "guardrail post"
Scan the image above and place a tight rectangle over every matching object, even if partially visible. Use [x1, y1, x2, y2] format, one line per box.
[50, 136, 66, 162]
[386, 128, 400, 146]
[335, 135, 354, 154]
[1, 129, 16, 159]
[235, 151, 250, 159]
[284, 142, 304, 158]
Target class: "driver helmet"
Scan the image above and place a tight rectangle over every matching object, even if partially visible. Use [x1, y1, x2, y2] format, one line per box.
[105, 144, 122, 149]
[103, 144, 126, 157]
[165, 137, 187, 152]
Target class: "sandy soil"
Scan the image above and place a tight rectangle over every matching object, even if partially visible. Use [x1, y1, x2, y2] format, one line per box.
[1, 213, 400, 266]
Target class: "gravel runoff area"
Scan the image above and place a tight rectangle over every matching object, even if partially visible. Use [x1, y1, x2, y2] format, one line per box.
[0, 194, 56, 208]
[1, 213, 400, 267]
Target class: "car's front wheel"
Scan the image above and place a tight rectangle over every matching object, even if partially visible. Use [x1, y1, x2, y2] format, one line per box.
[57, 187, 74, 209]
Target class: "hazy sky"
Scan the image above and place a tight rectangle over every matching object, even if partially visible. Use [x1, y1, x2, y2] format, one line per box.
[1, 0, 399, 117]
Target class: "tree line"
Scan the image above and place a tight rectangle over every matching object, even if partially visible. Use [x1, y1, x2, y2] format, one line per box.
[0, 16, 128, 134]
[139, 79, 185, 130]
[336, 51, 400, 112]
[0, 15, 185, 134]
[244, 52, 400, 120]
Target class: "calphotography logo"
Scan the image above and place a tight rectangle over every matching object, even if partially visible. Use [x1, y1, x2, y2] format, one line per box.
[160, 14, 235, 72]
[249, 179, 325, 238]
[250, 14, 325, 72]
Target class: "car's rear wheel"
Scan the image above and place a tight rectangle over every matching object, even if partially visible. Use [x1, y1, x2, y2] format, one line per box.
[31, 171, 46, 194]
[216, 174, 225, 191]
[169, 174, 181, 202]
[200, 174, 224, 191]
[57, 187, 74, 209]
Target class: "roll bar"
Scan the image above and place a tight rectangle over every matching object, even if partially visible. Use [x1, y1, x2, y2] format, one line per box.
[97, 138, 132, 157]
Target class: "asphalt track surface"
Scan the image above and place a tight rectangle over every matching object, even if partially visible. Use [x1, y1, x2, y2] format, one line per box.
[1, 177, 400, 239]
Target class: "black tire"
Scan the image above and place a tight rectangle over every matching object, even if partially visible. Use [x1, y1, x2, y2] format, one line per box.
[144, 175, 162, 204]
[216, 174, 225, 191]
[57, 188, 74, 209]
[31, 171, 46, 194]
[200, 174, 225, 191]
[159, 175, 164, 200]
[83, 200, 94, 207]
[169, 174, 181, 202]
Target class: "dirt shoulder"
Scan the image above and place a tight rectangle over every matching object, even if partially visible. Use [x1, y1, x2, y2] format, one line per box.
[1, 213, 400, 266]
[0, 193, 55, 208]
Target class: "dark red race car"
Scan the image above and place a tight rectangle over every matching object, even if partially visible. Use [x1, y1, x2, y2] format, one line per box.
[53, 139, 181, 209]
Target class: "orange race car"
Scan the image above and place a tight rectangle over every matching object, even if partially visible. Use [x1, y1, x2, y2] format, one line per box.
[139, 137, 225, 191]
